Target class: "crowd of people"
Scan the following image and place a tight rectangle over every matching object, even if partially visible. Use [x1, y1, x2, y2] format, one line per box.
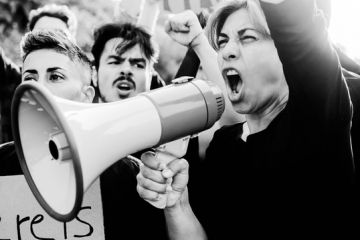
[1, 0, 360, 238]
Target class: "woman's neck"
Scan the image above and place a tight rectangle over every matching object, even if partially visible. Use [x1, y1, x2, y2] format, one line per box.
[243, 89, 289, 139]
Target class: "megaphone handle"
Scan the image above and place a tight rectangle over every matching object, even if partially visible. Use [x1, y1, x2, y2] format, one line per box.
[145, 153, 175, 209]
[145, 137, 190, 209]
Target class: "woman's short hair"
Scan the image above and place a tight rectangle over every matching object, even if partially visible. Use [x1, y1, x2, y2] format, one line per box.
[206, 0, 271, 51]
[20, 29, 92, 85]
[28, 4, 78, 38]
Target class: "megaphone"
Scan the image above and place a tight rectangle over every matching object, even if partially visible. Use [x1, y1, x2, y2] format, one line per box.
[11, 78, 225, 222]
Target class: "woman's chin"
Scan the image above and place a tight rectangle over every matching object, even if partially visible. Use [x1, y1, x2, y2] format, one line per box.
[227, 89, 242, 103]
[229, 98, 249, 114]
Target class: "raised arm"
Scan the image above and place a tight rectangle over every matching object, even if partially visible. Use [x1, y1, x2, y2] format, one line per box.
[260, 0, 350, 119]
[165, 10, 243, 125]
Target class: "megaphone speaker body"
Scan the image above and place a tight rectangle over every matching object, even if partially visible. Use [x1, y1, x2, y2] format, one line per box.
[12, 79, 224, 221]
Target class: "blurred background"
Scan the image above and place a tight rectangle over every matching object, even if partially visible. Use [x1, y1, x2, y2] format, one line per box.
[0, 0, 125, 65]
[0, 0, 359, 83]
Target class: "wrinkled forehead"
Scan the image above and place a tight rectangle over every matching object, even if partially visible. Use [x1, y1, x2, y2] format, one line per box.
[103, 37, 148, 60]
[222, 5, 268, 34]
[221, 8, 254, 32]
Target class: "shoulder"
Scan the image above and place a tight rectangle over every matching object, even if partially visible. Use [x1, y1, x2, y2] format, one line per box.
[343, 69, 360, 101]
[0, 141, 16, 158]
[0, 46, 20, 72]
[0, 141, 22, 176]
[206, 122, 244, 155]
[213, 122, 244, 141]
[150, 72, 166, 90]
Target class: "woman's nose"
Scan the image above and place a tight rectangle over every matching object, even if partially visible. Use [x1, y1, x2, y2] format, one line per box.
[221, 41, 241, 61]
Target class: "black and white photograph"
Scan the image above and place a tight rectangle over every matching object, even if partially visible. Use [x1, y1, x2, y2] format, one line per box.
[1, 0, 360, 239]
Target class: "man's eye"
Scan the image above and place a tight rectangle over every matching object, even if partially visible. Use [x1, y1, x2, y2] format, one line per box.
[49, 74, 64, 82]
[135, 63, 145, 69]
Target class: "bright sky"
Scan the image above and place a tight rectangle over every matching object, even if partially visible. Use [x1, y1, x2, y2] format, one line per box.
[328, 0, 360, 61]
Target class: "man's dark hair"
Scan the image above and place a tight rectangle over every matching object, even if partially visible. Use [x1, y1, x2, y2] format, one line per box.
[20, 29, 92, 84]
[91, 22, 159, 70]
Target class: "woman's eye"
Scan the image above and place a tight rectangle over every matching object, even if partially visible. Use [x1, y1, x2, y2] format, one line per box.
[49, 74, 64, 82]
[23, 76, 36, 81]
[217, 39, 227, 49]
[241, 35, 257, 43]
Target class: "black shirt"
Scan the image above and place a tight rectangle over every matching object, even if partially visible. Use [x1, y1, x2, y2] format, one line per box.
[190, 1, 357, 238]
[100, 158, 168, 240]
[0, 48, 21, 143]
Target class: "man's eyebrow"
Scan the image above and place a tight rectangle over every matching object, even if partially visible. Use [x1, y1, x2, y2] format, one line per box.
[107, 55, 123, 60]
[129, 58, 146, 64]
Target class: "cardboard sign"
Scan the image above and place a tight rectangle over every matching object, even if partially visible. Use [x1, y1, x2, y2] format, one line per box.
[0, 175, 104, 240]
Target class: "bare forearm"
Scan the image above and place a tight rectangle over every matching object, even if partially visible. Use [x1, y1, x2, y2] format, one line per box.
[164, 189, 207, 240]
[192, 34, 224, 93]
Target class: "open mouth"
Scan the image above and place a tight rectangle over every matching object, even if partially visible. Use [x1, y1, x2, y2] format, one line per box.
[116, 82, 133, 91]
[114, 79, 135, 96]
[223, 68, 242, 93]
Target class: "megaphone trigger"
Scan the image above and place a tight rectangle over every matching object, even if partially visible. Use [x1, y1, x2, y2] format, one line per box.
[142, 150, 174, 209]
[155, 136, 190, 159]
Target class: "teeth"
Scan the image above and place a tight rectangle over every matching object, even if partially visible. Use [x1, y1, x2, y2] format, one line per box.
[224, 69, 241, 94]
[226, 69, 238, 76]
[116, 81, 132, 91]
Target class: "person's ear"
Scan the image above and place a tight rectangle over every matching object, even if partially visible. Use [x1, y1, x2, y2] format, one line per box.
[83, 85, 95, 103]
[92, 66, 98, 88]
[147, 64, 155, 91]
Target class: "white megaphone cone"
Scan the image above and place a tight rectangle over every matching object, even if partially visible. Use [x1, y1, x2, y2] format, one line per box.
[11, 78, 225, 221]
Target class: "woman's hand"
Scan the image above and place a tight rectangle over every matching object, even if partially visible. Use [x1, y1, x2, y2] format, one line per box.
[165, 10, 204, 48]
[136, 151, 189, 208]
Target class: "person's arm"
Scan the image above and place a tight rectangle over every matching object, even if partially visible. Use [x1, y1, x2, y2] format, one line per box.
[335, 45, 360, 76]
[260, 0, 350, 119]
[164, 188, 207, 240]
[137, 151, 207, 240]
[165, 10, 244, 126]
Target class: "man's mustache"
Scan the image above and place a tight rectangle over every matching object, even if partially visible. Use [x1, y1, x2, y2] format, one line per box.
[113, 74, 135, 86]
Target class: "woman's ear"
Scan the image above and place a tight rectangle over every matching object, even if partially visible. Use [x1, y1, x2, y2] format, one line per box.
[83, 85, 95, 103]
